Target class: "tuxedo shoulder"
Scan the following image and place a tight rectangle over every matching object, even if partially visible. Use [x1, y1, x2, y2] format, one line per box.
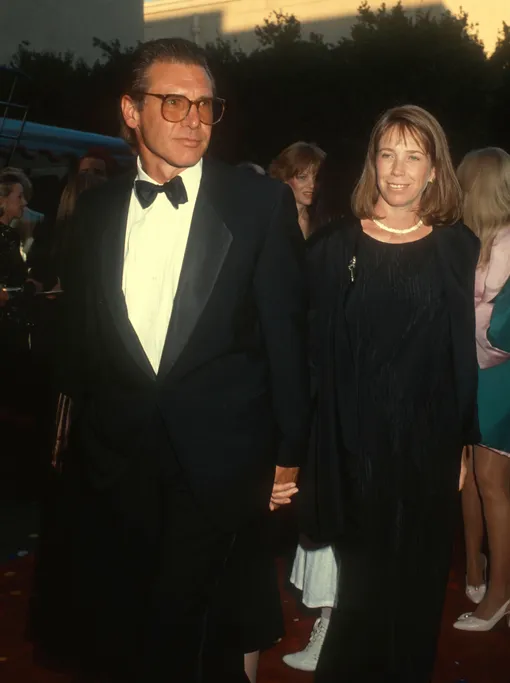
[204, 158, 286, 203]
[439, 220, 476, 239]
[437, 220, 480, 253]
[307, 216, 356, 250]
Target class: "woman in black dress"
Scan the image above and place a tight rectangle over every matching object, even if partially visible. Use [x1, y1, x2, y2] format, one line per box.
[301, 105, 480, 683]
[0, 170, 30, 402]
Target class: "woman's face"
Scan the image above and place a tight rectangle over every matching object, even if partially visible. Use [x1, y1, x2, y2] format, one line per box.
[286, 166, 316, 208]
[78, 156, 107, 178]
[1, 183, 27, 224]
[375, 127, 435, 212]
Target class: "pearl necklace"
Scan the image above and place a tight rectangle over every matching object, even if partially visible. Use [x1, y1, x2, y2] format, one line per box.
[372, 218, 424, 234]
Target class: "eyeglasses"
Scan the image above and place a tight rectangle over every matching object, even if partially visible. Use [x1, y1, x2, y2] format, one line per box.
[136, 92, 226, 126]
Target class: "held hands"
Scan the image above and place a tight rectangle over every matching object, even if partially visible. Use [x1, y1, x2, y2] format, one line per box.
[270, 465, 299, 512]
[270, 450, 469, 510]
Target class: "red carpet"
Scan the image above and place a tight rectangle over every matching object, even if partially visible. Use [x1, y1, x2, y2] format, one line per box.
[1, 551, 509, 683]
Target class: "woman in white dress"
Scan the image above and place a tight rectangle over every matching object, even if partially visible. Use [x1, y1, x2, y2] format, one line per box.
[270, 142, 339, 672]
[283, 540, 338, 671]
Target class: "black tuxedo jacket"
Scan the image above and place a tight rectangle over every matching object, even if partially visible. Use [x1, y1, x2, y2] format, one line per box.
[59, 158, 310, 527]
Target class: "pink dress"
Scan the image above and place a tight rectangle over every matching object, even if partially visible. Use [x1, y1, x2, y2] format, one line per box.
[475, 226, 510, 456]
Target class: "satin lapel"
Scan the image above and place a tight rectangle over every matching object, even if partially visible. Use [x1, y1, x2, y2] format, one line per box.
[158, 184, 233, 378]
[99, 173, 155, 380]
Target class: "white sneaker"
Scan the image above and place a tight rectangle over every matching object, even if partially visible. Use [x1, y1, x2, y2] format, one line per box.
[282, 617, 330, 672]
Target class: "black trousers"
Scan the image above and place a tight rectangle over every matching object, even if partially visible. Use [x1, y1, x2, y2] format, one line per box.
[61, 453, 248, 683]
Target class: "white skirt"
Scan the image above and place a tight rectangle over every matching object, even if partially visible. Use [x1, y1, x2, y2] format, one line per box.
[290, 541, 339, 608]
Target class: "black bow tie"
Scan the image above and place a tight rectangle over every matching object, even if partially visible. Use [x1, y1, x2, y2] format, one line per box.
[135, 176, 188, 210]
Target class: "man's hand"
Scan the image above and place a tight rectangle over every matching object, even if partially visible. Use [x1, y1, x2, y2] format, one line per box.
[0, 289, 9, 308]
[270, 465, 299, 511]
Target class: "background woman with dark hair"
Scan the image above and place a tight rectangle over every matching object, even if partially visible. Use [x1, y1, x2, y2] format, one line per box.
[53, 171, 107, 277]
[302, 105, 479, 683]
[29, 170, 106, 291]
[269, 141, 325, 238]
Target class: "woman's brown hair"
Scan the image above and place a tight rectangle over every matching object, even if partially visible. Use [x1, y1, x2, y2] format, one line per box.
[457, 147, 510, 265]
[352, 105, 462, 226]
[53, 172, 106, 259]
[268, 142, 325, 182]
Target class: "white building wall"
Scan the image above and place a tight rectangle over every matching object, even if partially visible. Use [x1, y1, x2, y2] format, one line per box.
[0, 0, 144, 66]
[144, 0, 509, 55]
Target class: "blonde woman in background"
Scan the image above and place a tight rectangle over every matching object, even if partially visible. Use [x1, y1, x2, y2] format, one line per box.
[455, 147, 510, 632]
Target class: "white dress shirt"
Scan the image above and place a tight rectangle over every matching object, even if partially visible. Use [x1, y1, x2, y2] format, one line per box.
[122, 158, 202, 373]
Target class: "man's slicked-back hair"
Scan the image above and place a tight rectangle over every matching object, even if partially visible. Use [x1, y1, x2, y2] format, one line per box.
[126, 37, 215, 107]
[121, 38, 215, 146]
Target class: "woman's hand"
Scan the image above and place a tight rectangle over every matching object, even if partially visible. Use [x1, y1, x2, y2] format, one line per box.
[269, 466, 299, 511]
[270, 482, 299, 511]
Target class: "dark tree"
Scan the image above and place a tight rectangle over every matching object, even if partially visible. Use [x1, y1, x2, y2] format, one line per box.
[4, 3, 509, 169]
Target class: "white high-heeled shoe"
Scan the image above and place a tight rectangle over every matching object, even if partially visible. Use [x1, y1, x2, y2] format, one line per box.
[465, 553, 487, 604]
[453, 598, 510, 631]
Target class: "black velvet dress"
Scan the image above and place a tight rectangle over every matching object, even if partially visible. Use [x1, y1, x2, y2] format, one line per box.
[316, 231, 463, 683]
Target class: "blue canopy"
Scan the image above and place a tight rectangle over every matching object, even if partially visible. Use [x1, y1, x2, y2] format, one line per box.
[0, 117, 133, 163]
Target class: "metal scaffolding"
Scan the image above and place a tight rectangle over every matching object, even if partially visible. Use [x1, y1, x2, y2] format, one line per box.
[0, 66, 30, 168]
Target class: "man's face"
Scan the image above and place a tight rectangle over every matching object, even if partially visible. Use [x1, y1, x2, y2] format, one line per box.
[122, 61, 213, 170]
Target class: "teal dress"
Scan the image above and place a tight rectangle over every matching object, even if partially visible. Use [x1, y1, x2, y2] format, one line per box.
[478, 277, 510, 454]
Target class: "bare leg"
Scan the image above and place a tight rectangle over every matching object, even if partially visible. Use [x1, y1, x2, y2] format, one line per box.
[461, 446, 485, 586]
[472, 446, 510, 619]
[244, 651, 259, 683]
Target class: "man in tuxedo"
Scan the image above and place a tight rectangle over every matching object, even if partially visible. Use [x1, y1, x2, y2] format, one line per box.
[59, 38, 309, 683]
